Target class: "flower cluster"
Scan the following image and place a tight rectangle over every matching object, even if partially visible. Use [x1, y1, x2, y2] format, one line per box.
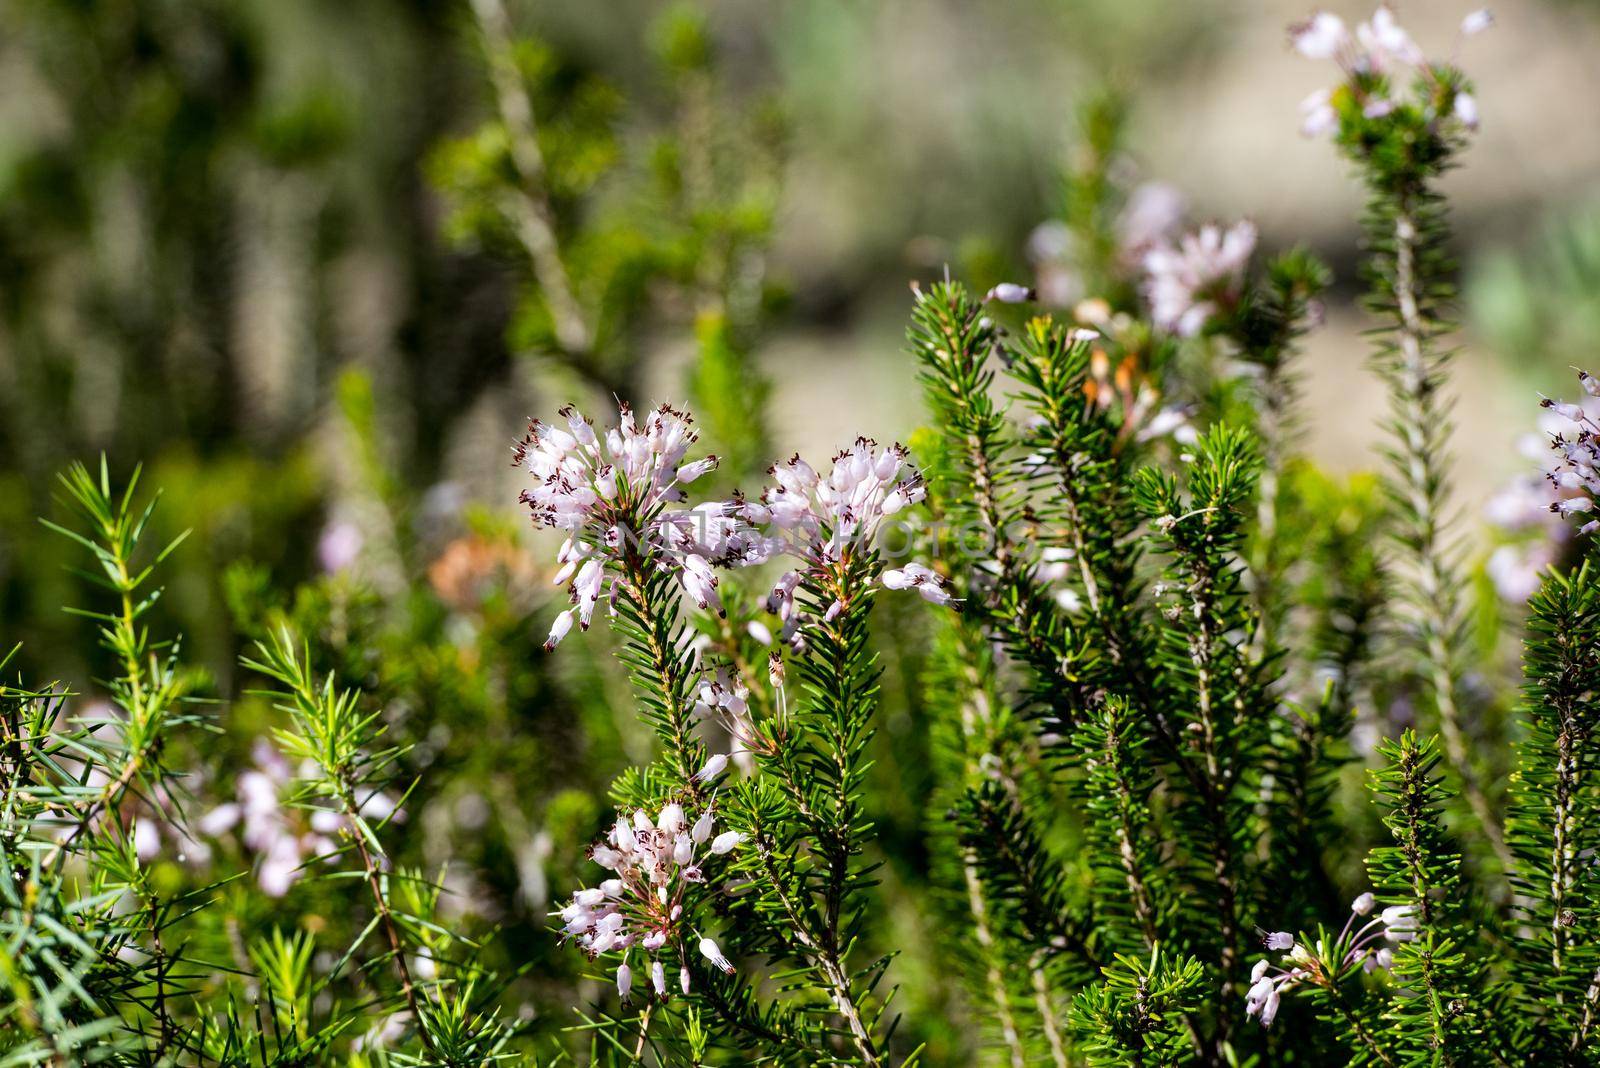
[751, 440, 926, 556]
[1539, 369, 1600, 535]
[1481, 390, 1595, 601]
[201, 741, 398, 897]
[1245, 893, 1417, 1027]
[518, 402, 712, 532]
[1292, 5, 1491, 138]
[1141, 220, 1258, 337]
[1029, 181, 1186, 307]
[695, 664, 768, 759]
[523, 401, 955, 653]
[517, 402, 723, 648]
[557, 802, 741, 1001]
[729, 438, 950, 637]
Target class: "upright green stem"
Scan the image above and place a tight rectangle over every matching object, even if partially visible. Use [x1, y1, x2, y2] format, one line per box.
[337, 773, 440, 1059]
[1385, 203, 1509, 873]
[949, 631, 1031, 1068]
[468, 0, 588, 356]
[1328, 983, 1396, 1068]
[42, 556, 159, 870]
[963, 860, 1026, 1068]
[466, 0, 628, 403]
[1252, 361, 1289, 658]
[749, 828, 883, 1067]
[1549, 722, 1580, 992]
[1572, 968, 1600, 1056]
[812, 577, 885, 1067]
[616, 554, 704, 798]
[1185, 555, 1241, 1053]
[1028, 950, 1070, 1068]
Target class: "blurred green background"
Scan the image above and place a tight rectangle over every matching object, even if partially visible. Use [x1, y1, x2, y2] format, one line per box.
[2, 0, 1598, 1058]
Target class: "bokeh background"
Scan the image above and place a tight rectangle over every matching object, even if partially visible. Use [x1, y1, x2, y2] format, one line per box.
[2, 0, 1598, 1058]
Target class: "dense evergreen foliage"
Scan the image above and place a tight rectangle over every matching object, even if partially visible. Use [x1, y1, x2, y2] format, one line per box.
[8, 5, 1600, 1066]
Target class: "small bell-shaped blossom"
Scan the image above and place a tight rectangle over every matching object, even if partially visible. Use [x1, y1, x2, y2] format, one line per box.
[694, 753, 729, 784]
[544, 608, 575, 651]
[1485, 392, 1590, 601]
[694, 666, 768, 756]
[1115, 182, 1186, 267]
[1300, 87, 1339, 137]
[679, 554, 724, 616]
[1380, 904, 1418, 941]
[692, 808, 714, 845]
[881, 562, 953, 605]
[1460, 8, 1493, 36]
[1290, 4, 1487, 140]
[1289, 11, 1349, 59]
[659, 500, 782, 571]
[202, 740, 382, 896]
[1356, 4, 1424, 68]
[984, 282, 1036, 304]
[617, 959, 633, 1003]
[1026, 183, 1184, 305]
[766, 570, 801, 623]
[699, 936, 735, 974]
[743, 440, 926, 561]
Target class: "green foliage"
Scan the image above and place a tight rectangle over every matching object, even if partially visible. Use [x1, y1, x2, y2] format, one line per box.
[1068, 946, 1205, 1067]
[5, 8, 1600, 1068]
[1365, 730, 1482, 1062]
[1229, 248, 1332, 654]
[1071, 696, 1167, 957]
[718, 563, 899, 1066]
[688, 310, 773, 482]
[906, 283, 1092, 728]
[1134, 426, 1272, 999]
[1327, 58, 1508, 873]
[428, 0, 783, 407]
[1504, 564, 1600, 1059]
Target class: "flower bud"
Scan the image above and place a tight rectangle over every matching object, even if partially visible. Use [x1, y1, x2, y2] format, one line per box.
[984, 282, 1036, 304]
[695, 753, 729, 783]
[699, 936, 735, 974]
[544, 609, 574, 651]
[617, 961, 633, 1002]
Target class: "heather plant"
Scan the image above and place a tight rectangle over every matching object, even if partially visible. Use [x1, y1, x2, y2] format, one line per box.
[520, 5, 1600, 1065]
[11, 5, 1600, 1068]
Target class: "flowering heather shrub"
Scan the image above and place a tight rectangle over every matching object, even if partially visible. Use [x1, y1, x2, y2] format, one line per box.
[11, 4, 1600, 1067]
